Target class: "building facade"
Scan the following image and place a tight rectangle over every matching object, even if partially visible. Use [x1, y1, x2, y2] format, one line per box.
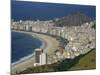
[34, 48, 42, 66]
[40, 53, 47, 65]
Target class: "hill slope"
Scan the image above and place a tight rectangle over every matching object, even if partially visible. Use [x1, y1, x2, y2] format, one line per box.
[54, 12, 92, 27]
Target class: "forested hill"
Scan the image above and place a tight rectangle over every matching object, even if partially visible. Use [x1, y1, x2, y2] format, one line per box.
[54, 12, 92, 27]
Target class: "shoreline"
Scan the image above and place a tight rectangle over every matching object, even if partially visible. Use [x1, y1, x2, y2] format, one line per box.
[11, 31, 47, 66]
[11, 30, 59, 73]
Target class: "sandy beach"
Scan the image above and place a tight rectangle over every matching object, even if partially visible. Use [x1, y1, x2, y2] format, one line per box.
[11, 31, 59, 73]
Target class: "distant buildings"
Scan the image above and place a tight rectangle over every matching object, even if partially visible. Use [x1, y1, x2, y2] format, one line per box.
[11, 19, 96, 64]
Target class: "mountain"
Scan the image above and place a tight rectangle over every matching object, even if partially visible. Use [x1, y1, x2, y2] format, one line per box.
[54, 12, 92, 27]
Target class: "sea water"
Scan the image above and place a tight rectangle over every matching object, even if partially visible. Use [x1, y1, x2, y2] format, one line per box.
[11, 32, 42, 63]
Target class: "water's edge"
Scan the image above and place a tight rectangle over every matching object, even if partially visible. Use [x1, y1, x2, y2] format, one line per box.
[11, 31, 47, 66]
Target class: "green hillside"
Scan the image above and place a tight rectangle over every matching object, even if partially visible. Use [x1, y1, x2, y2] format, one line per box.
[69, 49, 96, 70]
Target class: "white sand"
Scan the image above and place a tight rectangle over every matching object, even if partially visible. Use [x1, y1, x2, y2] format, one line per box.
[11, 31, 59, 73]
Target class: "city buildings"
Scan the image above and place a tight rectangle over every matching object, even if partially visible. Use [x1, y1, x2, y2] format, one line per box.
[34, 48, 42, 66]
[34, 48, 47, 66]
[40, 51, 47, 65]
[11, 19, 96, 64]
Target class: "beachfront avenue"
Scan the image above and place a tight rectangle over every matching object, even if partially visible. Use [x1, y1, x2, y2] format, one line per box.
[11, 19, 96, 64]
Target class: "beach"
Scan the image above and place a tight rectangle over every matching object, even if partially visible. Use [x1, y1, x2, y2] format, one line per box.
[11, 31, 59, 73]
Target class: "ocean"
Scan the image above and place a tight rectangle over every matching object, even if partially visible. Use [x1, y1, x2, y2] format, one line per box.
[11, 32, 42, 63]
[11, 1, 96, 63]
[11, 1, 96, 21]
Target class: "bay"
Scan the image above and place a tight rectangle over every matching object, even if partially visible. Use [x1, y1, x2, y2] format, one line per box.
[11, 32, 42, 63]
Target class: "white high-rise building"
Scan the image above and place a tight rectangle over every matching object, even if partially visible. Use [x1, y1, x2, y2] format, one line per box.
[34, 48, 42, 66]
[40, 52, 47, 65]
[34, 48, 47, 66]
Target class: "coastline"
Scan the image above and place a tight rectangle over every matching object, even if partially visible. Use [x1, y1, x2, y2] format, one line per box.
[11, 31, 46, 66]
[11, 31, 59, 73]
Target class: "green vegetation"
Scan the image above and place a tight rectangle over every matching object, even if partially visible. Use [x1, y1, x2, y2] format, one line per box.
[69, 49, 96, 70]
[54, 12, 91, 27]
[92, 21, 96, 29]
[17, 48, 96, 74]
